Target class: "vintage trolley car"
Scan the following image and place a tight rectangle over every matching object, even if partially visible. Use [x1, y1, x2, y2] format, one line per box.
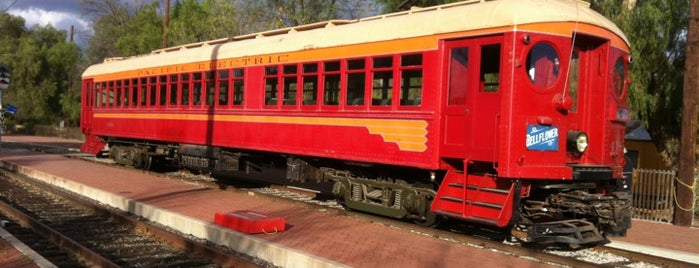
[81, 0, 632, 244]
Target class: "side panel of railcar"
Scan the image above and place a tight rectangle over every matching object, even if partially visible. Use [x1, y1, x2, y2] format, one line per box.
[84, 49, 444, 170]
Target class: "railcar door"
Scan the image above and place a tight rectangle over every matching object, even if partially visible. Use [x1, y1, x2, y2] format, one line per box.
[565, 35, 625, 168]
[81, 79, 94, 134]
[441, 36, 503, 160]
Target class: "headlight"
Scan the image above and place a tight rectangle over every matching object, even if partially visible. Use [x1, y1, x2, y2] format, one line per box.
[567, 131, 589, 155]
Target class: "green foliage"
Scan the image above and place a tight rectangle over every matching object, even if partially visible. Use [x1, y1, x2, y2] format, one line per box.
[168, 0, 241, 45]
[115, 2, 163, 55]
[375, 0, 462, 12]
[169, 0, 209, 44]
[591, 0, 688, 167]
[4, 24, 83, 125]
[0, 12, 83, 127]
[84, 0, 130, 63]
[242, 0, 341, 30]
[240, 0, 378, 32]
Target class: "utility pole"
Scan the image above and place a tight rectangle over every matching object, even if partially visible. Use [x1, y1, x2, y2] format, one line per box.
[676, 0, 698, 226]
[163, 0, 170, 48]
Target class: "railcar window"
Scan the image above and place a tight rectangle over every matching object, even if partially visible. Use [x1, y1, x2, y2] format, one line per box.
[206, 81, 215, 106]
[323, 61, 340, 105]
[480, 44, 500, 92]
[448, 47, 469, 106]
[181, 74, 189, 105]
[159, 76, 167, 106]
[123, 80, 129, 107]
[95, 83, 101, 107]
[169, 75, 178, 106]
[100, 86, 105, 107]
[131, 79, 138, 107]
[108, 81, 115, 107]
[613, 57, 626, 99]
[149, 77, 157, 107]
[115, 81, 122, 107]
[140, 78, 147, 106]
[205, 72, 215, 106]
[233, 69, 244, 105]
[219, 81, 229, 106]
[400, 54, 423, 106]
[303, 63, 318, 105]
[372, 56, 393, 106]
[218, 70, 229, 106]
[265, 66, 279, 106]
[193, 73, 202, 106]
[101, 82, 107, 107]
[102, 82, 108, 107]
[527, 43, 559, 88]
[219, 70, 229, 79]
[346, 59, 366, 106]
[283, 65, 298, 106]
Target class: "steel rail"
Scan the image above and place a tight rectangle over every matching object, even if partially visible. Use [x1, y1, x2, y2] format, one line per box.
[0, 198, 120, 268]
[0, 169, 261, 268]
[598, 245, 699, 268]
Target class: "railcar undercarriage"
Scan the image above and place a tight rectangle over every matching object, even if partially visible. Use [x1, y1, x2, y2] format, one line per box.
[103, 138, 631, 245]
[514, 182, 632, 245]
[103, 139, 440, 225]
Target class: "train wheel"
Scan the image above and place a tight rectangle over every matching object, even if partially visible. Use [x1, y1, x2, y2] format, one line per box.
[141, 155, 153, 170]
[337, 200, 355, 212]
[413, 211, 440, 227]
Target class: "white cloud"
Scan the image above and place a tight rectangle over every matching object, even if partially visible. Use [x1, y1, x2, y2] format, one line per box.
[9, 7, 90, 31]
[8, 7, 92, 46]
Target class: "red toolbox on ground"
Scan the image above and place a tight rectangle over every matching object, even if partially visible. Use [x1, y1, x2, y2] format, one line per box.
[214, 210, 286, 234]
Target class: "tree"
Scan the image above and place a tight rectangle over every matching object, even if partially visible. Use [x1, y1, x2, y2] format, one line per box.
[240, 0, 378, 32]
[375, 0, 462, 12]
[0, 11, 26, 58]
[115, 1, 162, 55]
[81, 0, 132, 62]
[2, 23, 82, 125]
[199, 0, 243, 40]
[169, 0, 209, 44]
[591, 0, 689, 168]
[168, 0, 242, 45]
[241, 0, 341, 31]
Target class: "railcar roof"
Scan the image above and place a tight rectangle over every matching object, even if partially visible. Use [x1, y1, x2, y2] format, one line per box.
[83, 0, 629, 78]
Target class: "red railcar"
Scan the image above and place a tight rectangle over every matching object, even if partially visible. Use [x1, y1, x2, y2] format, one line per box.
[81, 0, 632, 244]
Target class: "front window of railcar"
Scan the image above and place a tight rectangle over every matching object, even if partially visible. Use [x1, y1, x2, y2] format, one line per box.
[526, 43, 560, 88]
[613, 57, 626, 99]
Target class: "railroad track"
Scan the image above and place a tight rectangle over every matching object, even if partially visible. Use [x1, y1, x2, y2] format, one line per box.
[0, 170, 267, 268]
[546, 245, 698, 267]
[3, 141, 696, 268]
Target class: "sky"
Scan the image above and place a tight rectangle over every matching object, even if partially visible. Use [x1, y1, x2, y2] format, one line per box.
[2, 0, 90, 46]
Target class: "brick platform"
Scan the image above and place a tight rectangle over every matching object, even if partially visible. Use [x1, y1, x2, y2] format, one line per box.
[1, 135, 698, 267]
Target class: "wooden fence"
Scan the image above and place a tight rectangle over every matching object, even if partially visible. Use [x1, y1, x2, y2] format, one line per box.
[632, 169, 675, 223]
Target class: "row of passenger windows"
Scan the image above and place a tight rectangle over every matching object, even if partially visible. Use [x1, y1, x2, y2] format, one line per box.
[90, 54, 423, 109]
